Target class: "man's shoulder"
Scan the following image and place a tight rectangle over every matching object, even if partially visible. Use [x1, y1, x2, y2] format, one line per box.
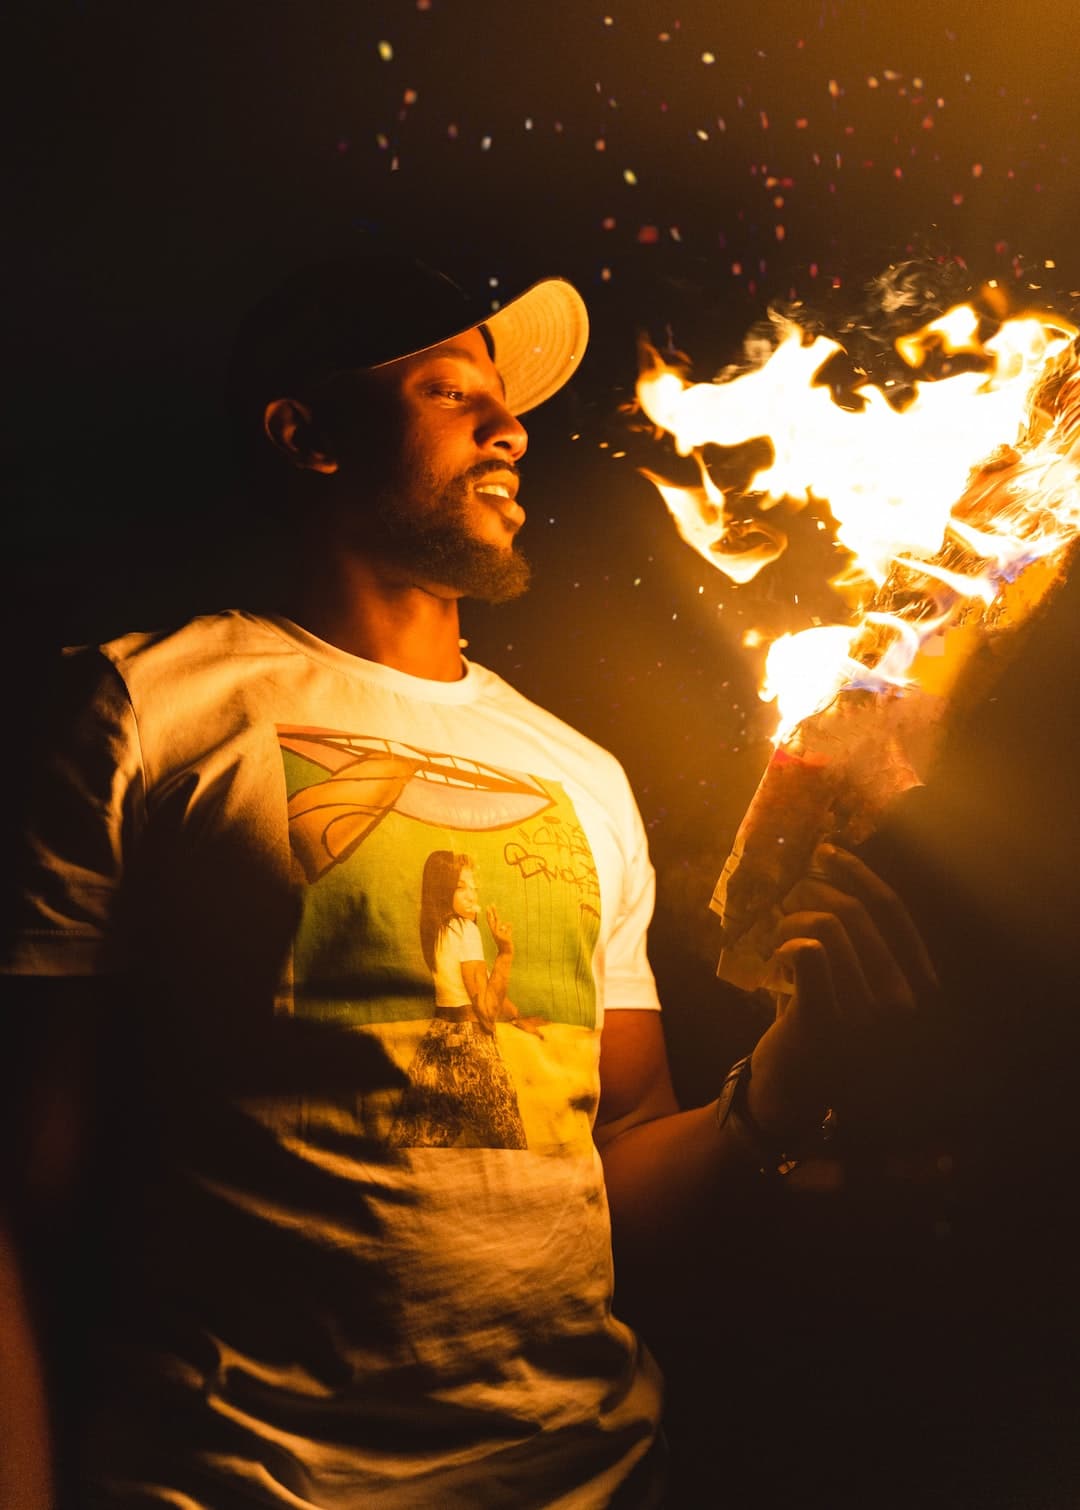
[61, 611, 304, 719]
[44, 612, 294, 753]
[92, 610, 282, 679]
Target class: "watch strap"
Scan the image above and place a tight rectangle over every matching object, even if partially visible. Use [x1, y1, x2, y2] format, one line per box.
[715, 1055, 799, 1177]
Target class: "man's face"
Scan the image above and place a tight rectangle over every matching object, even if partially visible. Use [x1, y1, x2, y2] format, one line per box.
[328, 327, 532, 603]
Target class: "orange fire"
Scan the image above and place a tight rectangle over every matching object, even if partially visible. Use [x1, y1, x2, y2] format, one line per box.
[637, 300, 1080, 743]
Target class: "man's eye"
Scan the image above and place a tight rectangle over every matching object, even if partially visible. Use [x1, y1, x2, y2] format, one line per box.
[431, 386, 465, 402]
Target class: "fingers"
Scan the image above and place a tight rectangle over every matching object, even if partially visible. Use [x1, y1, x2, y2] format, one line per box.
[760, 847, 938, 1135]
[782, 844, 937, 1006]
[749, 940, 839, 1136]
[770, 937, 838, 1016]
[817, 845, 939, 993]
[821, 851, 936, 990]
[777, 894, 915, 1015]
[773, 909, 886, 1021]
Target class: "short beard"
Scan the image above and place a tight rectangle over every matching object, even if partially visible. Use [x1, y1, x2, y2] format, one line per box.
[364, 476, 532, 604]
[402, 522, 531, 604]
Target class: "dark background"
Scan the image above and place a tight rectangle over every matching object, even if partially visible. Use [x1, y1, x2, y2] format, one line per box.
[9, 1, 1080, 1504]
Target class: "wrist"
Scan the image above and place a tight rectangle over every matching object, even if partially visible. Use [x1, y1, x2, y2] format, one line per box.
[715, 1056, 799, 1178]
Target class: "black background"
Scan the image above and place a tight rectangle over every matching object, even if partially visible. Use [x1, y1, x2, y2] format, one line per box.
[9, 1, 1080, 1503]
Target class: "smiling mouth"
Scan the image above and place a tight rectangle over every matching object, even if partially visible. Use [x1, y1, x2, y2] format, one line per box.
[472, 478, 525, 531]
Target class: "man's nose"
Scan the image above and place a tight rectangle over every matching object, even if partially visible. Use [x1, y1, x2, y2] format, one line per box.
[477, 397, 528, 462]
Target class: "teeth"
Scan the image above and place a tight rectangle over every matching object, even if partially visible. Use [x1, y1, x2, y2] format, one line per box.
[476, 484, 511, 498]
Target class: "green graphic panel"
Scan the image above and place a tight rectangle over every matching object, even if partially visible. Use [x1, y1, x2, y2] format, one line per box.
[281, 744, 599, 1030]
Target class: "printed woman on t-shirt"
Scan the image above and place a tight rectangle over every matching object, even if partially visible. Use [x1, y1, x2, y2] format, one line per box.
[388, 851, 541, 1149]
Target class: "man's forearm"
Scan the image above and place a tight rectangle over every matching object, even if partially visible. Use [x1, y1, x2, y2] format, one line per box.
[594, 1009, 799, 1258]
[598, 1097, 774, 1256]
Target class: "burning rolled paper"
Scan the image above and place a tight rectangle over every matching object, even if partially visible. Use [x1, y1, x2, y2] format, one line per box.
[705, 331, 1080, 990]
[711, 694, 928, 990]
[710, 747, 832, 991]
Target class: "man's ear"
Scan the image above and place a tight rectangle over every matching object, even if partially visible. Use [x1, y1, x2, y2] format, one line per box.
[263, 398, 339, 474]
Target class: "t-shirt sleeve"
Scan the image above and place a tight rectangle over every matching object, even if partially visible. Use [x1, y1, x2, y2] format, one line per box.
[3, 649, 146, 977]
[600, 776, 661, 1013]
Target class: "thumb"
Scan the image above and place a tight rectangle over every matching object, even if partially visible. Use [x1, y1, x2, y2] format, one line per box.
[773, 937, 839, 1025]
[748, 940, 838, 1141]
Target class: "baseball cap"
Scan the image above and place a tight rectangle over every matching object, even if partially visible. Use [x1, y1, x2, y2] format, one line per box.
[227, 253, 589, 421]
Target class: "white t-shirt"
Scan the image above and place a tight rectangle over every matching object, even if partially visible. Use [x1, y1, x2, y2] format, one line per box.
[7, 611, 664, 1509]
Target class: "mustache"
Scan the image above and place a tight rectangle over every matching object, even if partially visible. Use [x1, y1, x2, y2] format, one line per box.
[466, 460, 522, 483]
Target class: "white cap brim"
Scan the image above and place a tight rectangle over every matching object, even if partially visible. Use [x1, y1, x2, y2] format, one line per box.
[485, 278, 590, 415]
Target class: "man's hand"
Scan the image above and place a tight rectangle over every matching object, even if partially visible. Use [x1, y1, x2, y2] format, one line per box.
[747, 843, 938, 1145]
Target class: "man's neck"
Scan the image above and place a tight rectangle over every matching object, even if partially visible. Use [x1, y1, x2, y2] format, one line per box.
[280, 554, 467, 681]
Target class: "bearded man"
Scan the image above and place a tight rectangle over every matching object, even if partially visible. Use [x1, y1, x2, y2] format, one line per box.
[1, 254, 934, 1508]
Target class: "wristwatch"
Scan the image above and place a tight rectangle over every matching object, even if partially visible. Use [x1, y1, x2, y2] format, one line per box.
[715, 1055, 799, 1178]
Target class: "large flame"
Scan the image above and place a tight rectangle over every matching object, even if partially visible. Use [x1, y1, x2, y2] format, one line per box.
[638, 302, 1080, 743]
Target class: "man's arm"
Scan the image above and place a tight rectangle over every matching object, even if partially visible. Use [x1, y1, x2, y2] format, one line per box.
[595, 845, 938, 1251]
[594, 1010, 747, 1251]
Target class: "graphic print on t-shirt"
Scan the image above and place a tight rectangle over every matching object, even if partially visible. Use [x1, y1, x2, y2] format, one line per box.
[277, 727, 602, 1153]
